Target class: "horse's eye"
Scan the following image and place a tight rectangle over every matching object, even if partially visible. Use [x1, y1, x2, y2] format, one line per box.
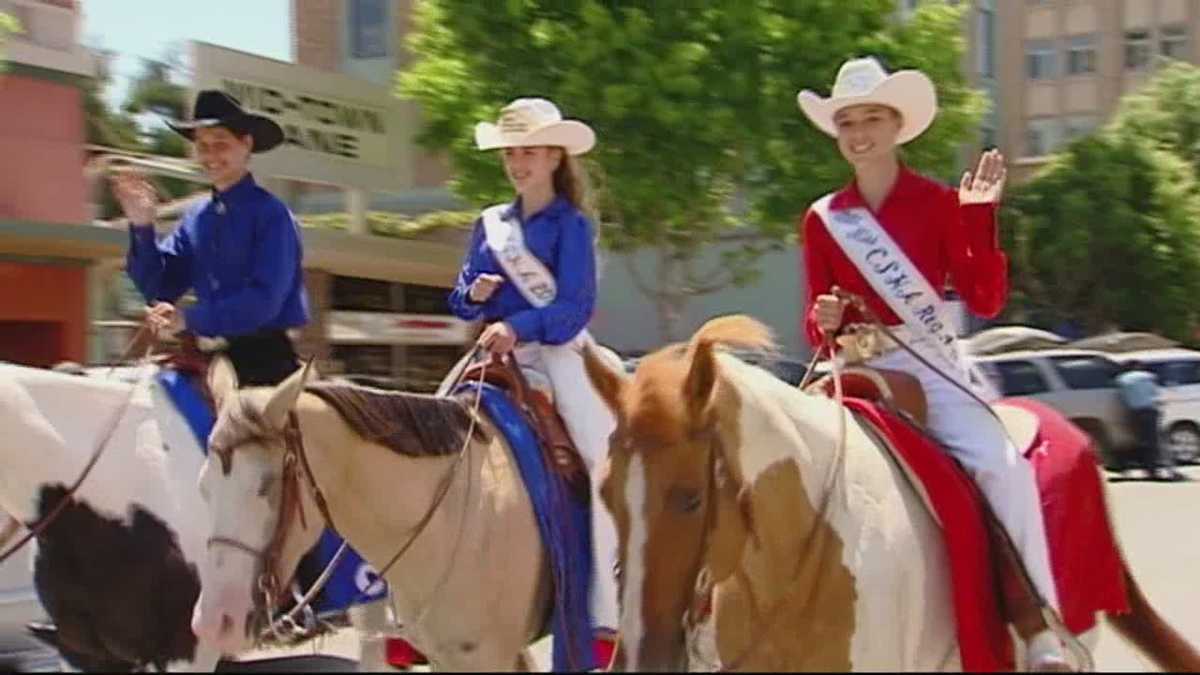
[257, 475, 277, 498]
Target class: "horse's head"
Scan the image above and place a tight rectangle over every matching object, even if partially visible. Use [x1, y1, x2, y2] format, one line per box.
[585, 316, 774, 671]
[190, 356, 325, 655]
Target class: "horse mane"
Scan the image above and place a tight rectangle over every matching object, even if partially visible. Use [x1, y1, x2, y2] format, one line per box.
[305, 382, 488, 457]
[625, 315, 777, 442]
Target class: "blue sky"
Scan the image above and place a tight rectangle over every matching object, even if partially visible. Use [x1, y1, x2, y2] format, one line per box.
[80, 0, 291, 109]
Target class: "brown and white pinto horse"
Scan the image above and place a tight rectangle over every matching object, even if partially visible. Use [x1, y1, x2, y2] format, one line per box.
[583, 315, 1200, 671]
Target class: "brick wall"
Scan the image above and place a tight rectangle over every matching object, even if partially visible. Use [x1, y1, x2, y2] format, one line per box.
[292, 0, 341, 71]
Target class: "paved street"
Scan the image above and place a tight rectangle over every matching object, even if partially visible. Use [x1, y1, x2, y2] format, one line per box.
[246, 466, 1200, 672]
[1092, 465, 1200, 671]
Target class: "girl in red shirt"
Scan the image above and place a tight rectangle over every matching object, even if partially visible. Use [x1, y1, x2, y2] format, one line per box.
[798, 57, 1071, 671]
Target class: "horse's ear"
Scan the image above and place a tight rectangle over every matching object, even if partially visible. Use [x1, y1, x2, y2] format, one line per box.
[208, 355, 239, 410]
[263, 358, 316, 430]
[583, 343, 627, 417]
[684, 339, 719, 423]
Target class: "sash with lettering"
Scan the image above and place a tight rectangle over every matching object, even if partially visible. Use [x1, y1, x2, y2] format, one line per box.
[811, 193, 997, 399]
[482, 203, 558, 308]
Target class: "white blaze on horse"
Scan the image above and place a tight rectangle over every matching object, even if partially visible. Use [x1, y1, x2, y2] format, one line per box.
[190, 355, 552, 670]
[582, 316, 1200, 672]
[0, 363, 220, 671]
[0, 362, 391, 672]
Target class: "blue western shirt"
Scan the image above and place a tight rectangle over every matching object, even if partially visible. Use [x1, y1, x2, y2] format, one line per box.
[448, 196, 597, 345]
[125, 173, 310, 338]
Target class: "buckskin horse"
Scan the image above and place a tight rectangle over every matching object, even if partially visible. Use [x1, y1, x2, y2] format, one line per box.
[189, 354, 557, 670]
[581, 315, 1200, 671]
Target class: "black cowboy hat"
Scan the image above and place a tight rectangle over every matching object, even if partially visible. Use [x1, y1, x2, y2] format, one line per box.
[166, 90, 285, 154]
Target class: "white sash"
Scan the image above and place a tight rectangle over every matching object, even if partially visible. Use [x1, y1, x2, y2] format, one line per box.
[481, 204, 557, 308]
[811, 193, 969, 379]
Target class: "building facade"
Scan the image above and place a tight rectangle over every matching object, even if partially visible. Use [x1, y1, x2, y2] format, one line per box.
[0, 0, 96, 367]
[999, 0, 1199, 181]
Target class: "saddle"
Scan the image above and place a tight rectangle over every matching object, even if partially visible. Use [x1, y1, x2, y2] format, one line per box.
[461, 353, 590, 495]
[806, 366, 1051, 644]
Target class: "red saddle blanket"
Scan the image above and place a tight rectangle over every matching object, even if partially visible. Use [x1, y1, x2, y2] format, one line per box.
[843, 396, 1129, 671]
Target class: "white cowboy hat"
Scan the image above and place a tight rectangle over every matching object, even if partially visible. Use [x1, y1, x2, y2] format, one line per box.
[797, 57, 938, 145]
[475, 98, 595, 156]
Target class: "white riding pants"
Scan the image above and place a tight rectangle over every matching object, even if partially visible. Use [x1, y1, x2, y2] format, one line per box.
[867, 340, 1062, 612]
[513, 332, 621, 633]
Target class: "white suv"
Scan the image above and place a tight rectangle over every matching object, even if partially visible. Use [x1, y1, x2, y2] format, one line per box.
[1110, 349, 1200, 465]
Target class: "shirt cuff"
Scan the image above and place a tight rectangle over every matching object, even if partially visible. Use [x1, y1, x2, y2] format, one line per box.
[962, 203, 1000, 251]
[506, 310, 541, 344]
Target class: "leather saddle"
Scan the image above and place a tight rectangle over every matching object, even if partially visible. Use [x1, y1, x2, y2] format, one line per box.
[805, 365, 1051, 641]
[461, 353, 590, 496]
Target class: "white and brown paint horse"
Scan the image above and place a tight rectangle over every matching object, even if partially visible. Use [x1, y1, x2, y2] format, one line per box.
[582, 316, 1200, 671]
[0, 362, 221, 671]
[190, 355, 553, 670]
[0, 362, 392, 672]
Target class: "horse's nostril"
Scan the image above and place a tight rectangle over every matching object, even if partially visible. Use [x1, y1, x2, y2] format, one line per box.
[219, 614, 234, 636]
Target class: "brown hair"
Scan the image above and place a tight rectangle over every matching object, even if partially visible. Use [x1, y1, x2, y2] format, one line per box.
[553, 152, 597, 221]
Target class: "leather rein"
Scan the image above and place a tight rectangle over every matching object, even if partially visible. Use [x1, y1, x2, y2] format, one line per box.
[206, 347, 488, 641]
[0, 324, 155, 568]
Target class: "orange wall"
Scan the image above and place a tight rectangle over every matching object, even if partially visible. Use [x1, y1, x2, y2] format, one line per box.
[0, 75, 88, 225]
[0, 262, 86, 365]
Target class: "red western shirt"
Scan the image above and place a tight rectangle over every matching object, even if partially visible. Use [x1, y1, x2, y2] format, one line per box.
[800, 165, 1008, 348]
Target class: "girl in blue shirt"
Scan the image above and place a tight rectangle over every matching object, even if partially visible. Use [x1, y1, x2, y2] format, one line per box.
[448, 98, 619, 667]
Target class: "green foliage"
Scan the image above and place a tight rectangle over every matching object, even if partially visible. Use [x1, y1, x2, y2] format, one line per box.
[300, 210, 477, 238]
[1003, 132, 1200, 341]
[398, 1, 983, 338]
[1107, 61, 1200, 182]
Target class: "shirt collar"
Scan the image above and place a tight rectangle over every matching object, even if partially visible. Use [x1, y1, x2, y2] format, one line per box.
[211, 172, 258, 207]
[504, 194, 573, 222]
[831, 163, 920, 211]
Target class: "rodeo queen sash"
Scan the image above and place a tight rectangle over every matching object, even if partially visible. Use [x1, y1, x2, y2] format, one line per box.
[811, 194, 999, 400]
[481, 204, 558, 308]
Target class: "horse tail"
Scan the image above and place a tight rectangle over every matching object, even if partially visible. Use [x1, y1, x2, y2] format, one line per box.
[1105, 559, 1200, 671]
[688, 315, 776, 356]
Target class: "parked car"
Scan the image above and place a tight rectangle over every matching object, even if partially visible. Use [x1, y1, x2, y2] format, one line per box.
[971, 348, 1135, 469]
[1109, 348, 1200, 465]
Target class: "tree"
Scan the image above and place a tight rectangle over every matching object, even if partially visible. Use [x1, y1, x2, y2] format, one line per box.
[1002, 132, 1200, 341]
[0, 12, 17, 58]
[1107, 61, 1200, 181]
[123, 48, 190, 159]
[398, 1, 985, 340]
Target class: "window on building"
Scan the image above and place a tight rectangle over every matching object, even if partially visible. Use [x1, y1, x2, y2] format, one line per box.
[1161, 24, 1190, 60]
[1026, 39, 1058, 80]
[1125, 30, 1152, 70]
[331, 344, 394, 377]
[978, 5, 997, 79]
[349, 0, 389, 59]
[1025, 117, 1062, 156]
[1063, 114, 1098, 141]
[1066, 34, 1097, 75]
[400, 283, 452, 315]
[332, 275, 393, 312]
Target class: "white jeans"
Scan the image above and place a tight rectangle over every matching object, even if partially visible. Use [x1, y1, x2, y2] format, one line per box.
[867, 341, 1062, 613]
[513, 333, 621, 633]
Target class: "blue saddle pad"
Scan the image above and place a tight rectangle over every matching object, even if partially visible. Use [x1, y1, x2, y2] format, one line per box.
[454, 382, 597, 672]
[155, 370, 387, 615]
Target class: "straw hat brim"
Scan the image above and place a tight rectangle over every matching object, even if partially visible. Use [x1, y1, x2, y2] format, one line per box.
[797, 70, 937, 145]
[474, 120, 596, 156]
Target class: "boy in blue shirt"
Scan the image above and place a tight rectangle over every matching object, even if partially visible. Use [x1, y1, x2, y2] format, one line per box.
[112, 90, 309, 386]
